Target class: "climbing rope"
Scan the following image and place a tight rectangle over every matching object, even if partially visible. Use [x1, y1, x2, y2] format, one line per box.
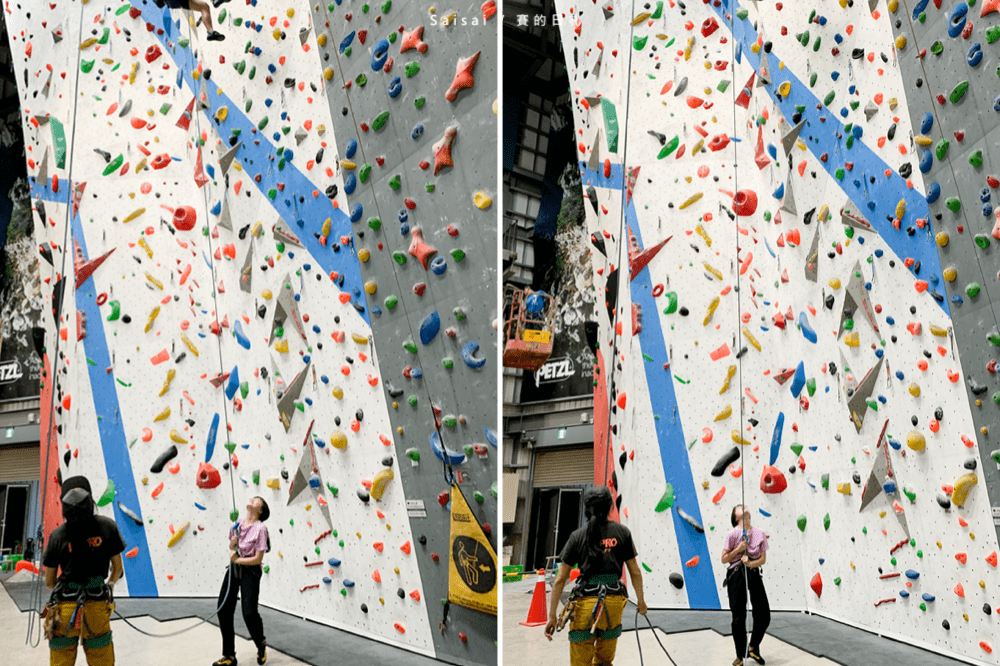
[634, 608, 678, 666]
[727, 5, 753, 664]
[25, 0, 89, 648]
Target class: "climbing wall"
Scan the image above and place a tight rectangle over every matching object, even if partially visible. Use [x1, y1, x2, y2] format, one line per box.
[6, 0, 496, 662]
[556, 0, 1000, 663]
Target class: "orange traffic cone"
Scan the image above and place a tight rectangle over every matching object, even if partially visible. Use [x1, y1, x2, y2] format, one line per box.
[519, 569, 548, 627]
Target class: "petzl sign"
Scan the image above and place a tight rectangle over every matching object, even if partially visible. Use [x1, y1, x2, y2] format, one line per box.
[448, 484, 497, 615]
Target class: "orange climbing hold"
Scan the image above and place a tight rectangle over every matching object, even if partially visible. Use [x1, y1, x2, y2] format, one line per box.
[810, 572, 822, 598]
[712, 487, 726, 503]
[685, 556, 699, 567]
[987, 552, 998, 567]
[955, 583, 965, 597]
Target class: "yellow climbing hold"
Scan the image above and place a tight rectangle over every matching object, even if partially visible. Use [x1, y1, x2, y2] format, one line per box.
[742, 326, 761, 351]
[837, 482, 852, 495]
[181, 333, 200, 357]
[252, 221, 264, 237]
[134, 158, 148, 174]
[935, 232, 949, 247]
[888, 0, 898, 12]
[159, 369, 176, 397]
[330, 431, 348, 449]
[145, 306, 160, 333]
[632, 11, 651, 24]
[888, 98, 899, 111]
[719, 365, 737, 394]
[929, 325, 948, 337]
[691, 138, 705, 154]
[168, 522, 190, 548]
[474, 191, 492, 209]
[684, 36, 694, 60]
[715, 405, 732, 421]
[274, 340, 289, 353]
[216, 106, 228, 122]
[351, 333, 369, 344]
[321, 218, 332, 238]
[261, 289, 273, 300]
[704, 296, 720, 326]
[895, 200, 906, 220]
[153, 406, 171, 422]
[123, 208, 145, 224]
[286, 7, 295, 16]
[679, 193, 704, 209]
[751, 42, 761, 54]
[952, 472, 978, 507]
[895, 34, 907, 50]
[80, 37, 99, 49]
[145, 272, 164, 290]
[340, 160, 357, 170]
[359, 248, 371, 262]
[943, 266, 957, 282]
[703, 262, 722, 280]
[266, 478, 280, 489]
[364, 280, 377, 295]
[317, 33, 328, 46]
[906, 430, 926, 451]
[332, 386, 344, 399]
[138, 238, 153, 259]
[371, 469, 395, 500]
[914, 134, 933, 146]
[695, 224, 712, 247]
[828, 278, 842, 290]
[908, 383, 921, 397]
[778, 81, 791, 97]
[844, 332, 860, 347]
[324, 67, 334, 80]
[169, 430, 187, 444]
[731, 430, 752, 446]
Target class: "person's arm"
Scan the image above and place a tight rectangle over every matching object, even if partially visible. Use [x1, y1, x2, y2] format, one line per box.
[625, 558, 647, 614]
[544, 562, 572, 640]
[45, 566, 57, 590]
[721, 538, 746, 564]
[741, 550, 766, 569]
[107, 554, 124, 586]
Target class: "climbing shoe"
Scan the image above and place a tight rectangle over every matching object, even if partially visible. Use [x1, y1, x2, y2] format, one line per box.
[257, 641, 267, 665]
[207, 31, 226, 41]
[212, 657, 237, 666]
[732, 659, 743, 666]
[747, 646, 765, 665]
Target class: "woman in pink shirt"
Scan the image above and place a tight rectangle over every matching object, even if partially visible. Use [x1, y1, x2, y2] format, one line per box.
[720, 504, 769, 666]
[213, 497, 270, 666]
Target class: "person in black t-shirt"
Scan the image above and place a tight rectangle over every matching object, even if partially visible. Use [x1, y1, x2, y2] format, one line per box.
[150, 0, 226, 40]
[42, 476, 126, 666]
[545, 485, 647, 666]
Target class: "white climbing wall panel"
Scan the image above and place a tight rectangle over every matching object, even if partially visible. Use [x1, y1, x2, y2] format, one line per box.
[556, 0, 1000, 663]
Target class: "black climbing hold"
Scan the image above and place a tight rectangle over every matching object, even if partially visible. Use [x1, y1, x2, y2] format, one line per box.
[668, 572, 684, 589]
[150, 444, 178, 473]
[964, 458, 977, 470]
[711, 447, 740, 477]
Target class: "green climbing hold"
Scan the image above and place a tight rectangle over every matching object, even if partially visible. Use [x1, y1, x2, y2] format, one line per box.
[404, 62, 421, 77]
[102, 154, 123, 176]
[823, 91, 835, 106]
[356, 73, 367, 87]
[834, 577, 841, 585]
[407, 395, 418, 406]
[809, 72, 818, 87]
[903, 487, 916, 502]
[230, 509, 240, 521]
[443, 415, 458, 427]
[664, 292, 678, 314]
[846, 134, 854, 149]
[967, 282, 982, 297]
[835, 168, 845, 181]
[388, 174, 401, 190]
[930, 41, 943, 55]
[717, 80, 730, 93]
[601, 98, 619, 153]
[385, 295, 398, 310]
[654, 484, 674, 512]
[372, 111, 389, 131]
[949, 80, 969, 104]
[812, 36, 822, 52]
[450, 248, 466, 262]
[790, 443, 803, 456]
[797, 30, 810, 46]
[248, 66, 256, 80]
[253, 470, 260, 484]
[425, 183, 435, 193]
[970, 150, 983, 167]
[97, 480, 115, 507]
[473, 491, 484, 503]
[367, 217, 381, 231]
[414, 96, 425, 108]
[935, 139, 949, 161]
[993, 391, 1000, 405]
[381, 0, 391, 11]
[81, 60, 95, 73]
[403, 340, 417, 353]
[219, 8, 227, 21]
[442, 358, 454, 369]
[823, 513, 830, 531]
[641, 562, 652, 573]
[988, 330, 1000, 346]
[735, 7, 748, 18]
[107, 300, 121, 321]
[392, 251, 407, 265]
[258, 116, 269, 131]
[797, 515, 807, 532]
[658, 136, 680, 159]
[843, 318, 854, 330]
[945, 197, 962, 212]
[988, 25, 1000, 43]
[633, 35, 647, 50]
[224, 441, 237, 454]
[406, 449, 420, 462]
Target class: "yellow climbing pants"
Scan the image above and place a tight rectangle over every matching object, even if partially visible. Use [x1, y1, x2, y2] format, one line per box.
[48, 600, 115, 666]
[568, 594, 628, 666]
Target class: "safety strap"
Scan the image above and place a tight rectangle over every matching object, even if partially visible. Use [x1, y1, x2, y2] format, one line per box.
[83, 630, 113, 649]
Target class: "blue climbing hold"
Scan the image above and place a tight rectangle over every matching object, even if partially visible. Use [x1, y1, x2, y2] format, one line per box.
[350, 202, 363, 223]
[790, 362, 806, 398]
[387, 76, 402, 98]
[485, 427, 498, 448]
[328, 558, 341, 567]
[920, 112, 933, 134]
[462, 341, 487, 369]
[926, 182, 941, 204]
[371, 38, 389, 70]
[205, 412, 220, 463]
[769, 412, 784, 465]
[773, 182, 785, 200]
[905, 569, 920, 579]
[922, 593, 935, 602]
[234, 320, 251, 350]
[431, 431, 467, 465]
[411, 124, 424, 140]
[419, 311, 441, 345]
[339, 30, 355, 53]
[430, 256, 447, 275]
[211, 200, 222, 216]
[345, 138, 358, 159]
[919, 149, 933, 173]
[948, 3, 968, 38]
[798, 312, 817, 343]
[225, 366, 240, 400]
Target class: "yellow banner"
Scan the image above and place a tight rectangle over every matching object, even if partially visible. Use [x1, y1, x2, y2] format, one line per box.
[448, 484, 497, 615]
[522, 329, 550, 343]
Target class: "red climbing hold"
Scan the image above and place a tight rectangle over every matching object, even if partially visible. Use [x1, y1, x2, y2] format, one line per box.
[196, 462, 221, 489]
[172, 206, 197, 231]
[760, 465, 787, 494]
[733, 189, 758, 216]
[810, 572, 822, 598]
[445, 51, 480, 102]
[987, 551, 998, 567]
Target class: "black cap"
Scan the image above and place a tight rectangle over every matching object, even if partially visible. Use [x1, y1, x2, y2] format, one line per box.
[61, 476, 92, 499]
[584, 485, 613, 520]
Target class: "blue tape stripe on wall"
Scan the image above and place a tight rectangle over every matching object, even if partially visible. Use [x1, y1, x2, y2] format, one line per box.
[30, 179, 159, 596]
[139, 1, 369, 324]
[581, 164, 720, 609]
[710, 1, 948, 317]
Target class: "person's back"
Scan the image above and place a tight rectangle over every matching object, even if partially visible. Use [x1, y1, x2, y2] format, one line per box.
[45, 514, 125, 595]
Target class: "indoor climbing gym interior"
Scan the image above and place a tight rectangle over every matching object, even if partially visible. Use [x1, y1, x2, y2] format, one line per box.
[502, 0, 1000, 665]
[0, 0, 498, 664]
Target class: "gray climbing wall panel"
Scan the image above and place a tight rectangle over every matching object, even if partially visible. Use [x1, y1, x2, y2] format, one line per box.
[309, 2, 498, 664]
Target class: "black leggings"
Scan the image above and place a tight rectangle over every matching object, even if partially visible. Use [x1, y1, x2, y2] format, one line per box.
[217, 564, 265, 656]
[726, 566, 770, 658]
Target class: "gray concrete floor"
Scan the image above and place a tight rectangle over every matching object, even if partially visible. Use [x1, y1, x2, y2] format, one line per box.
[502, 576, 978, 666]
